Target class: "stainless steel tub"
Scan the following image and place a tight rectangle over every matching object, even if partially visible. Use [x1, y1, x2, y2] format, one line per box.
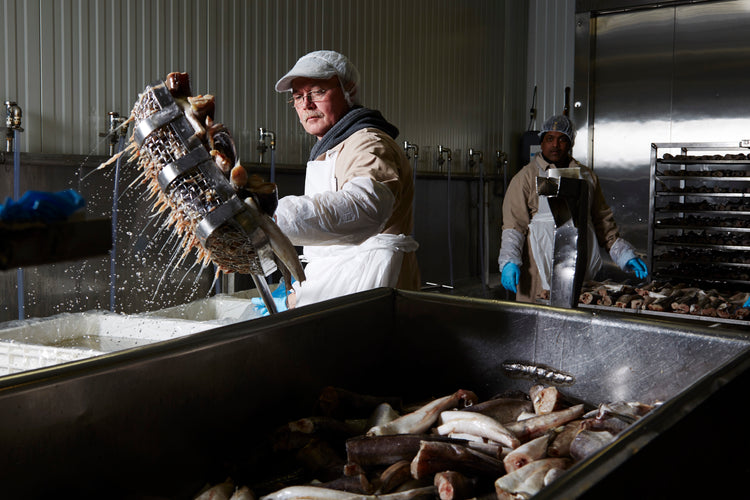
[1, 289, 748, 499]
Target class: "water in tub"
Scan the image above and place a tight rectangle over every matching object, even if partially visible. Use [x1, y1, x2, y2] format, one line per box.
[0, 310, 211, 353]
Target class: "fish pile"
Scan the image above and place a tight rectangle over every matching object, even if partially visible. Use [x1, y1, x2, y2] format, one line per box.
[661, 153, 750, 162]
[193, 386, 657, 500]
[579, 280, 750, 320]
[664, 199, 749, 211]
[663, 185, 749, 193]
[657, 248, 749, 264]
[657, 215, 750, 229]
[657, 230, 748, 246]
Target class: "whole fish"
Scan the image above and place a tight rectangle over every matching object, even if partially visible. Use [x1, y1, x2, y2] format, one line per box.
[503, 404, 584, 442]
[195, 479, 236, 500]
[367, 390, 477, 436]
[410, 440, 505, 479]
[346, 434, 467, 468]
[569, 430, 616, 462]
[437, 411, 520, 449]
[547, 420, 583, 458]
[494, 458, 571, 500]
[259, 485, 436, 500]
[460, 398, 533, 424]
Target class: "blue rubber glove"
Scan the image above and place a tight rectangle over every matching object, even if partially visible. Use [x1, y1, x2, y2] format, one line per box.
[744, 297, 750, 308]
[501, 262, 520, 293]
[251, 279, 291, 316]
[625, 258, 648, 280]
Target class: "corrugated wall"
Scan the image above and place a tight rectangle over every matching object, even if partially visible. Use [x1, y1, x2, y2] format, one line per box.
[1, 0, 529, 170]
[1, 0, 545, 321]
[526, 0, 576, 131]
[0, 0, 582, 321]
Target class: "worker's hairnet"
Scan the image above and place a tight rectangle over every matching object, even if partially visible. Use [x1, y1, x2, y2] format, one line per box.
[275, 50, 360, 105]
[539, 115, 576, 145]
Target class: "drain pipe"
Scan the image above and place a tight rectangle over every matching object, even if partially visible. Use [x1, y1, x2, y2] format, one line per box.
[496, 149, 511, 299]
[496, 150, 509, 194]
[5, 101, 22, 154]
[469, 148, 487, 289]
[98, 112, 126, 156]
[438, 145, 454, 289]
[258, 127, 276, 183]
[6, 101, 24, 319]
[403, 141, 418, 235]
[103, 112, 129, 311]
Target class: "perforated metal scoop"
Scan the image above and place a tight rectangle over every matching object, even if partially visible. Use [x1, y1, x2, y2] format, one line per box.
[130, 80, 280, 312]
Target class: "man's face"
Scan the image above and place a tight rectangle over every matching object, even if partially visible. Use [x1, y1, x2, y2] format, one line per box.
[290, 76, 350, 139]
[540, 131, 572, 165]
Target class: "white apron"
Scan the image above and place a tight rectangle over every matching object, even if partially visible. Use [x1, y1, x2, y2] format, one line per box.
[293, 150, 419, 307]
[528, 166, 602, 290]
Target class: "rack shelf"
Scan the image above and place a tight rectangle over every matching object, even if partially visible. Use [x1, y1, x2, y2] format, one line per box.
[648, 142, 750, 290]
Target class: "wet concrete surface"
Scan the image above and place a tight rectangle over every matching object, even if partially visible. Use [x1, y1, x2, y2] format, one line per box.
[421, 273, 512, 301]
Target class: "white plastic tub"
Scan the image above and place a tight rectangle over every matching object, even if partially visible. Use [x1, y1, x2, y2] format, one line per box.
[0, 311, 213, 375]
[144, 292, 262, 323]
[0, 341, 100, 376]
[0, 289, 267, 376]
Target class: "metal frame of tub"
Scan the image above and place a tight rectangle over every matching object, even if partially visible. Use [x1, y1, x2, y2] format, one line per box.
[0, 288, 748, 498]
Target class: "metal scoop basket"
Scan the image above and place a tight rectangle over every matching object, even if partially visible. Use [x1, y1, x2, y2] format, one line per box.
[129, 80, 280, 310]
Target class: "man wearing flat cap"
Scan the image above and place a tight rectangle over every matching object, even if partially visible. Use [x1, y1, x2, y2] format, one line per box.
[266, 50, 419, 309]
[498, 114, 648, 303]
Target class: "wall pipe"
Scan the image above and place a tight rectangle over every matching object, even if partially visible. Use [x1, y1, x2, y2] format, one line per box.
[438, 145, 454, 289]
[403, 141, 419, 235]
[469, 148, 487, 289]
[6, 101, 24, 319]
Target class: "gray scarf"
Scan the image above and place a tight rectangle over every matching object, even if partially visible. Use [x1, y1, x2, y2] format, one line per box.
[309, 106, 399, 161]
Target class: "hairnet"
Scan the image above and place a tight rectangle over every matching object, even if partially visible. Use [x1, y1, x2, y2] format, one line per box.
[275, 50, 360, 105]
[539, 115, 576, 145]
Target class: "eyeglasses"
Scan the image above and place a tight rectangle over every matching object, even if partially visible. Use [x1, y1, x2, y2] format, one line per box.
[288, 88, 333, 107]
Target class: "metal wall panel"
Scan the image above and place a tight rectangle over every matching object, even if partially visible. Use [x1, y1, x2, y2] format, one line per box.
[1, 0, 527, 170]
[526, 0, 576, 131]
[575, 0, 750, 251]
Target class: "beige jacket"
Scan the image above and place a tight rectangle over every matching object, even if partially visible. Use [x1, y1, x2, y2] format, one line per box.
[314, 127, 420, 290]
[501, 154, 622, 302]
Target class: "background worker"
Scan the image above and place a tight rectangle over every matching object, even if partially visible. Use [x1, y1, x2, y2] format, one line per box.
[497, 114, 648, 303]
[263, 50, 419, 309]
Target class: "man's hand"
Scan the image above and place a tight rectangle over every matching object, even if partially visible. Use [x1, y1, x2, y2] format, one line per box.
[625, 258, 648, 279]
[251, 279, 293, 316]
[227, 163, 279, 216]
[501, 262, 520, 293]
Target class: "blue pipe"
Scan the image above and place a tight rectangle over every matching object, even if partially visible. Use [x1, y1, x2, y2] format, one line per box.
[13, 129, 24, 320]
[109, 135, 126, 311]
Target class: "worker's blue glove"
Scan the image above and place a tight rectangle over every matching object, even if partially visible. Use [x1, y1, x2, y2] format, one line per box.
[501, 262, 520, 293]
[251, 279, 291, 316]
[744, 297, 750, 308]
[625, 258, 648, 280]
